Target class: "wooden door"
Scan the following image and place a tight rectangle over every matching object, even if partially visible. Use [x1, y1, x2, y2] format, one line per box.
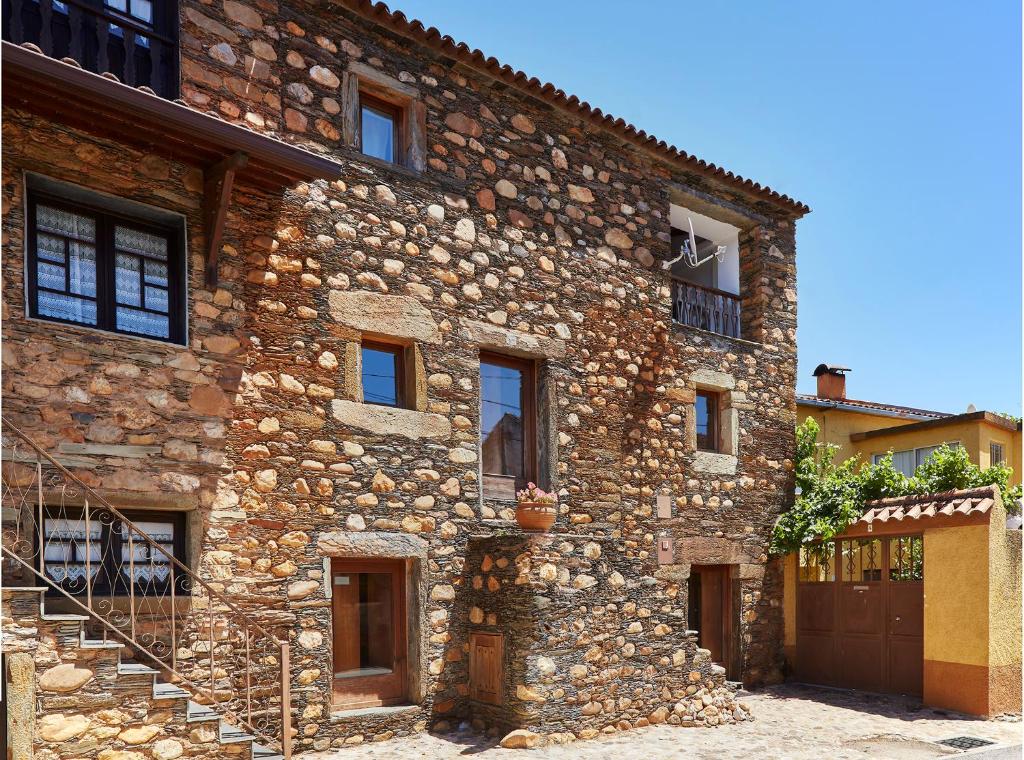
[691, 565, 732, 671]
[469, 631, 503, 704]
[331, 558, 407, 710]
[885, 535, 924, 696]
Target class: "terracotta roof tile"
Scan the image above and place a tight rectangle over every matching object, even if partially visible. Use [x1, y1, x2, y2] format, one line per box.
[858, 486, 999, 525]
[337, 0, 810, 217]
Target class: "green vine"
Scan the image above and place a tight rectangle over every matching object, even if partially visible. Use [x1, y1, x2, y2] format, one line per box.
[770, 418, 1021, 556]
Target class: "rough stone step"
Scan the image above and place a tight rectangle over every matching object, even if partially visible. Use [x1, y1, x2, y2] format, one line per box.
[186, 700, 220, 723]
[219, 719, 255, 744]
[153, 681, 190, 700]
[251, 742, 284, 760]
[40, 612, 90, 622]
[117, 662, 158, 676]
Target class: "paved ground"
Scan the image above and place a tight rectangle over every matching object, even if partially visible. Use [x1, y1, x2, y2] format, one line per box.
[314, 685, 1022, 759]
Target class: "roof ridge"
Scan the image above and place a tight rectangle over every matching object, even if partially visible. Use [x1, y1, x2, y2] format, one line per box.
[864, 485, 998, 508]
[338, 0, 809, 216]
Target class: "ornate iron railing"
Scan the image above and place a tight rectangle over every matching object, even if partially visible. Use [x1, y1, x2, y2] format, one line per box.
[1, 419, 291, 757]
[671, 278, 742, 339]
[2, 0, 179, 98]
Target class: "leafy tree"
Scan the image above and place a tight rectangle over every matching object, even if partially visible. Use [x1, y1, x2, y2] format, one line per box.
[770, 419, 1020, 556]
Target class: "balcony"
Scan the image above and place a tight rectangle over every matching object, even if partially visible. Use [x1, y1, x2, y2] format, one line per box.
[672, 278, 742, 339]
[2, 0, 178, 99]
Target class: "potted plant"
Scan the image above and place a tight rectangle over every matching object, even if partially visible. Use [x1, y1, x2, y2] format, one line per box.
[515, 482, 558, 532]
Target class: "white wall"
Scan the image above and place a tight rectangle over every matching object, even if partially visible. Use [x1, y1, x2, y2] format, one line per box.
[669, 204, 740, 295]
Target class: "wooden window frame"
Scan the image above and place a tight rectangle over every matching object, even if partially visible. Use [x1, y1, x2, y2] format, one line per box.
[38, 507, 188, 598]
[358, 91, 403, 165]
[695, 390, 720, 453]
[26, 190, 185, 344]
[990, 441, 1006, 467]
[479, 351, 538, 495]
[360, 339, 410, 409]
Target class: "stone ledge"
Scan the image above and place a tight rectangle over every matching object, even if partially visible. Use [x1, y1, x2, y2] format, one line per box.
[459, 318, 566, 359]
[691, 451, 738, 475]
[331, 399, 451, 440]
[330, 704, 421, 721]
[317, 531, 429, 558]
[328, 290, 441, 344]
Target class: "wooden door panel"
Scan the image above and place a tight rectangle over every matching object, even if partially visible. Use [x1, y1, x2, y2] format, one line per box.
[797, 584, 836, 632]
[838, 636, 884, 692]
[796, 631, 837, 686]
[699, 568, 725, 664]
[332, 572, 360, 674]
[887, 582, 923, 637]
[469, 631, 503, 704]
[887, 636, 923, 696]
[839, 585, 882, 635]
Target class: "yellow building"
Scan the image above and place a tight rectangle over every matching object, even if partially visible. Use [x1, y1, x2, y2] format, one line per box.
[798, 365, 1021, 485]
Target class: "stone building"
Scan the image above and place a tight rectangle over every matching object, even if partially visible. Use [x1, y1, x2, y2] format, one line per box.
[0, 1, 807, 757]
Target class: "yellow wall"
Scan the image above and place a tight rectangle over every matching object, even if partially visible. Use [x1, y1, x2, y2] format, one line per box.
[924, 524, 990, 666]
[796, 405, 917, 462]
[797, 403, 1022, 486]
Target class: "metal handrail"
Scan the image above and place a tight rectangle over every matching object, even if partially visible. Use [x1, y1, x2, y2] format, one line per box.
[0, 417, 292, 756]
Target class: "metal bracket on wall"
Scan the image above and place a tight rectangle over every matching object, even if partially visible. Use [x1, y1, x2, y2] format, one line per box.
[203, 151, 248, 287]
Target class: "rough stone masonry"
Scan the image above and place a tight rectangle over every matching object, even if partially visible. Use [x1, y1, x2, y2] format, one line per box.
[1, 0, 803, 755]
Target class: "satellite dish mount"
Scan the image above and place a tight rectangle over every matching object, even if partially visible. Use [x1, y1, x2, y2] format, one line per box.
[662, 216, 728, 270]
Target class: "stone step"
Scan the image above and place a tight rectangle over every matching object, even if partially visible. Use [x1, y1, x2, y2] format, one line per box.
[218, 719, 255, 744]
[40, 611, 90, 622]
[153, 681, 190, 700]
[251, 742, 285, 760]
[186, 700, 220, 723]
[117, 662, 158, 677]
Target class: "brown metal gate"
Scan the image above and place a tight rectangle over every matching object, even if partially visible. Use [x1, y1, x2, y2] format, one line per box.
[796, 535, 923, 696]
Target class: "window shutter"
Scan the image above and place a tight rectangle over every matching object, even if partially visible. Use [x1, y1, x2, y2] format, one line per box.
[469, 631, 503, 705]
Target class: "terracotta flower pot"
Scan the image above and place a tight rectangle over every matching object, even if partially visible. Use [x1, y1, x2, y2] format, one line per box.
[515, 501, 556, 532]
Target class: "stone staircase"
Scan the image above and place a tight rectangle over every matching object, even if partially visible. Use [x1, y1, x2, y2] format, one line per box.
[4, 585, 284, 759]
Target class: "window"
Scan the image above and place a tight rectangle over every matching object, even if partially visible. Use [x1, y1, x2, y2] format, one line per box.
[872, 442, 960, 477]
[480, 353, 536, 498]
[331, 558, 407, 709]
[27, 193, 184, 343]
[695, 391, 719, 452]
[888, 536, 923, 582]
[360, 93, 401, 164]
[840, 538, 882, 582]
[361, 341, 404, 408]
[991, 442, 1006, 466]
[798, 544, 834, 583]
[40, 509, 186, 596]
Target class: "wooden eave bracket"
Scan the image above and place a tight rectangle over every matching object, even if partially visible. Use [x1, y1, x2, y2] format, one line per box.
[203, 151, 248, 287]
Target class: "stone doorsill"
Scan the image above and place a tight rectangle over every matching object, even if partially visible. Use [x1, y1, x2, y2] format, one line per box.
[330, 704, 420, 721]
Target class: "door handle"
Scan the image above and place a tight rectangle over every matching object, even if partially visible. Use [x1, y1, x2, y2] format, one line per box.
[895, 616, 901, 623]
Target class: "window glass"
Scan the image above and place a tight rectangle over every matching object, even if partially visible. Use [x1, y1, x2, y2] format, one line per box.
[333, 571, 395, 676]
[114, 225, 170, 339]
[990, 442, 1006, 466]
[34, 205, 99, 326]
[361, 101, 396, 163]
[841, 538, 882, 582]
[891, 450, 915, 477]
[695, 391, 719, 452]
[480, 356, 532, 491]
[798, 544, 834, 582]
[361, 343, 401, 407]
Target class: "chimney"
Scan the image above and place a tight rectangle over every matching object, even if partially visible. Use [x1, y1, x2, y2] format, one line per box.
[813, 364, 850, 400]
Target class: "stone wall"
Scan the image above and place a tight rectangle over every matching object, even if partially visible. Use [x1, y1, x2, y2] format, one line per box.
[3, 0, 800, 754]
[459, 533, 749, 745]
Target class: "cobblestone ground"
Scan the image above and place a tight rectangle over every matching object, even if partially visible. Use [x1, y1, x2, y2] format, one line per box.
[312, 685, 1022, 760]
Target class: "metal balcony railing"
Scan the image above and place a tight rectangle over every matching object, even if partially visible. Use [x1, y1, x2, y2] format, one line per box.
[2, 0, 178, 98]
[671, 278, 742, 339]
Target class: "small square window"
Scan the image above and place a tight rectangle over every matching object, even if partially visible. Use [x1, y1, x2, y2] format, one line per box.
[360, 93, 401, 164]
[361, 341, 404, 408]
[991, 442, 1006, 466]
[695, 390, 719, 452]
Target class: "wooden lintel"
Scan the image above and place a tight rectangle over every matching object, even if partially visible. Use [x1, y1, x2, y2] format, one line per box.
[203, 151, 248, 287]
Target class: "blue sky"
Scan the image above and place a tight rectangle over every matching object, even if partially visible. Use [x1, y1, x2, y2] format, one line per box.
[393, 0, 1022, 415]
